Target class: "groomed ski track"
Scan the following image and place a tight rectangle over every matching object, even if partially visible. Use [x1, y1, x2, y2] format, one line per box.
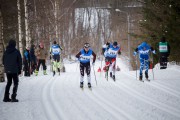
[0, 60, 180, 120]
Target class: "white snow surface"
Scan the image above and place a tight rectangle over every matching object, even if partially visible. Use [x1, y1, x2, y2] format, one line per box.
[0, 57, 180, 120]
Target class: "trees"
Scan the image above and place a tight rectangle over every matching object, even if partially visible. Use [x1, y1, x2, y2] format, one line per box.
[140, 0, 180, 62]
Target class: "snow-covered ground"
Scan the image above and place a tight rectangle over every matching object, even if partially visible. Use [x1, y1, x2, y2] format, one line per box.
[0, 57, 180, 120]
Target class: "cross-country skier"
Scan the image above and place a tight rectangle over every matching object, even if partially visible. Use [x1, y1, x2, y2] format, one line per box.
[50, 41, 63, 76]
[76, 43, 96, 88]
[133, 41, 155, 81]
[158, 37, 170, 69]
[103, 41, 121, 81]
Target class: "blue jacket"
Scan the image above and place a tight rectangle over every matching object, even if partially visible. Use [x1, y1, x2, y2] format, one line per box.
[104, 44, 121, 58]
[135, 42, 155, 60]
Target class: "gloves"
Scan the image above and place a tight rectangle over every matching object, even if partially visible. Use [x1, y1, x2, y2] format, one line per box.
[92, 62, 95, 66]
[152, 50, 156, 54]
[118, 51, 121, 55]
[133, 52, 137, 56]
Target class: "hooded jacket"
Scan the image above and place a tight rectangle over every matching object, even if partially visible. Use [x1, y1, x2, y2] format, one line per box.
[2, 41, 22, 73]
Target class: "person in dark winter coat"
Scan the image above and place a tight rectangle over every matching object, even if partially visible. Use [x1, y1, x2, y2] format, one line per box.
[158, 37, 170, 69]
[30, 44, 37, 74]
[23, 46, 31, 76]
[2, 39, 22, 102]
[76, 43, 96, 88]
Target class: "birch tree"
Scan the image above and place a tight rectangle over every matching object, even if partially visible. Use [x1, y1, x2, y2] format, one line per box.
[0, 8, 5, 82]
[17, 0, 23, 55]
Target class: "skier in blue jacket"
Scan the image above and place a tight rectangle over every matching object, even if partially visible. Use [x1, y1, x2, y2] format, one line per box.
[76, 43, 96, 88]
[50, 41, 63, 76]
[134, 41, 155, 81]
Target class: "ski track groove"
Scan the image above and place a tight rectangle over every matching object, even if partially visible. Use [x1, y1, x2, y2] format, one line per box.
[93, 81, 154, 120]
[51, 75, 69, 120]
[91, 89, 136, 120]
[66, 72, 129, 120]
[115, 72, 180, 118]
[66, 72, 119, 120]
[42, 76, 64, 120]
[127, 72, 180, 99]
[80, 77, 135, 120]
[56, 73, 90, 120]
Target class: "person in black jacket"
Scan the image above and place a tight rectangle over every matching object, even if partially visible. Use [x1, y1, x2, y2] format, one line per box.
[2, 39, 22, 102]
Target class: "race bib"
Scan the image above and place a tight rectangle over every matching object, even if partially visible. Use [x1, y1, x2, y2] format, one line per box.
[159, 46, 167, 51]
[52, 48, 60, 53]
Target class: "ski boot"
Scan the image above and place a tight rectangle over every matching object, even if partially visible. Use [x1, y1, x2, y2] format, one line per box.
[3, 93, 11, 102]
[110, 72, 112, 78]
[43, 70, 47, 75]
[88, 83, 91, 88]
[80, 82, 83, 88]
[35, 70, 38, 76]
[145, 72, 148, 79]
[145, 72, 150, 81]
[58, 68, 60, 75]
[53, 71, 55, 76]
[113, 75, 115, 81]
[139, 75, 143, 81]
[11, 94, 19, 102]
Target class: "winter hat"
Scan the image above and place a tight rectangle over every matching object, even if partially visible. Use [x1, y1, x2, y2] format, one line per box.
[161, 37, 166, 42]
[8, 39, 16, 48]
[84, 43, 90, 48]
[106, 42, 110, 46]
[53, 41, 57, 44]
[113, 41, 118, 46]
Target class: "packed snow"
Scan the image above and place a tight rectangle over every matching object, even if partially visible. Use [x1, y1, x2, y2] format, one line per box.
[0, 57, 180, 120]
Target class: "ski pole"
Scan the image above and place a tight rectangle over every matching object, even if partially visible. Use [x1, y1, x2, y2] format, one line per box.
[76, 62, 79, 72]
[92, 65, 97, 85]
[135, 55, 138, 80]
[100, 55, 103, 77]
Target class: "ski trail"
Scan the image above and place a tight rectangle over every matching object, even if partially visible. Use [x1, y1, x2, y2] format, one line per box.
[54, 73, 93, 120]
[64, 73, 116, 120]
[50, 75, 69, 120]
[147, 82, 180, 99]
[80, 78, 135, 120]
[126, 72, 180, 99]
[113, 74, 180, 118]
[92, 89, 137, 120]
[42, 76, 64, 120]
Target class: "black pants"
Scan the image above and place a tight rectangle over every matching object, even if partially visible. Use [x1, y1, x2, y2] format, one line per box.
[5, 73, 19, 96]
[31, 62, 37, 74]
[36, 59, 46, 71]
[53, 55, 60, 62]
[24, 60, 30, 76]
[160, 56, 168, 69]
[80, 62, 91, 83]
